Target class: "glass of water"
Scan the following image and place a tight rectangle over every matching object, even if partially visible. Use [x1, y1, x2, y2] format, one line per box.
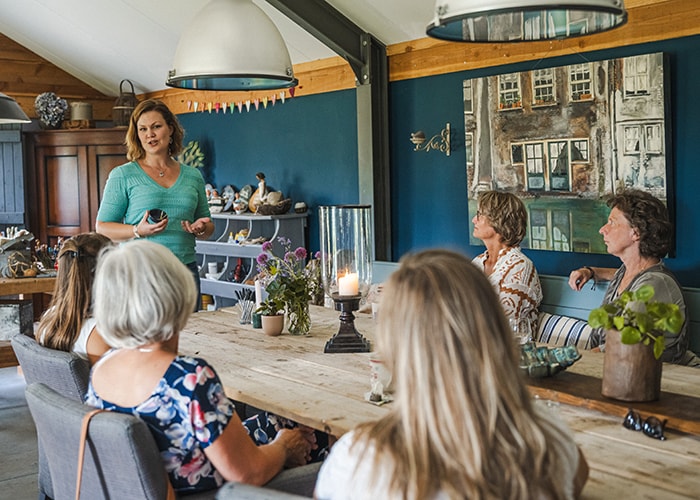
[509, 318, 532, 345]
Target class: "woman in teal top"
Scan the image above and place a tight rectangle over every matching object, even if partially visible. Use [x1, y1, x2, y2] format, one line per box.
[96, 99, 213, 304]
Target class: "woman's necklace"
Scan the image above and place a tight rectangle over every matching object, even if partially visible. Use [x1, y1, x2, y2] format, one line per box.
[142, 162, 166, 177]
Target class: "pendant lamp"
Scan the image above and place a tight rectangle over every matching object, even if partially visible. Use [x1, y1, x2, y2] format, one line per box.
[166, 0, 297, 91]
[427, 0, 627, 42]
[0, 93, 31, 124]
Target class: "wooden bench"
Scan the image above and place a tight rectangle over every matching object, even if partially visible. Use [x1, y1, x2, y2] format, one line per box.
[373, 262, 700, 355]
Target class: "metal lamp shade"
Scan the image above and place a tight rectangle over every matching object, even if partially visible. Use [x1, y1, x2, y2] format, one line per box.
[319, 205, 373, 299]
[166, 0, 297, 91]
[427, 0, 627, 42]
[0, 93, 31, 124]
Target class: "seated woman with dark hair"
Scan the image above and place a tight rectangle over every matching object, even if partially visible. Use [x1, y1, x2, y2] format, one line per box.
[568, 189, 696, 365]
[471, 190, 542, 336]
[36, 232, 113, 365]
[315, 249, 588, 499]
[85, 240, 318, 495]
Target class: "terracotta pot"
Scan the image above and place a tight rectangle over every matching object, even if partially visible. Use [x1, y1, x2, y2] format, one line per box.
[602, 329, 662, 402]
[261, 314, 284, 336]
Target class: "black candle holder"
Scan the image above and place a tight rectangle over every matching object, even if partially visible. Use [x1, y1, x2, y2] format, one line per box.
[324, 293, 371, 353]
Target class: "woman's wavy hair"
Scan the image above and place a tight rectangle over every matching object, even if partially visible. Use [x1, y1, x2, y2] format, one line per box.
[125, 98, 184, 161]
[477, 190, 528, 246]
[353, 249, 571, 499]
[607, 189, 672, 258]
[37, 233, 113, 352]
[93, 240, 196, 349]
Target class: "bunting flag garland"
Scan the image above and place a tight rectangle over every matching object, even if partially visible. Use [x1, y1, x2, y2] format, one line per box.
[183, 86, 297, 116]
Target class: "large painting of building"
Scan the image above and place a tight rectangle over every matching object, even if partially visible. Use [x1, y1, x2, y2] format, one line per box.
[464, 52, 671, 254]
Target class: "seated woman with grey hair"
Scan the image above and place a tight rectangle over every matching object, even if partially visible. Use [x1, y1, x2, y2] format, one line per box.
[471, 190, 542, 336]
[85, 240, 318, 495]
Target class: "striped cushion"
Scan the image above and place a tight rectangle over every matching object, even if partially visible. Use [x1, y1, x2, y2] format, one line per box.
[536, 312, 592, 350]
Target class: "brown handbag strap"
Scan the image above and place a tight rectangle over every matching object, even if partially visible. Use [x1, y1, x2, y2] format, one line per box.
[76, 409, 177, 500]
[76, 409, 105, 500]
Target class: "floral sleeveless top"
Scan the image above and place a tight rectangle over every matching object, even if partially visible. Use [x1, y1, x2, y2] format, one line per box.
[85, 356, 234, 494]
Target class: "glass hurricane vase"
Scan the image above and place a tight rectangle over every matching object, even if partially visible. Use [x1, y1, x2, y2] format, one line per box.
[286, 299, 311, 335]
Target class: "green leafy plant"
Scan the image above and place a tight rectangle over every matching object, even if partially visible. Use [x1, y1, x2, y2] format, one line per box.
[178, 140, 205, 169]
[256, 295, 285, 316]
[588, 284, 684, 359]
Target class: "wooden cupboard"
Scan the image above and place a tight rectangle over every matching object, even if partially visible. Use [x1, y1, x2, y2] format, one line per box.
[24, 128, 127, 247]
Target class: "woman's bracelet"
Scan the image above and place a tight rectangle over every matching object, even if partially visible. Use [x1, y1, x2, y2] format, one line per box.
[582, 266, 595, 281]
[133, 224, 141, 239]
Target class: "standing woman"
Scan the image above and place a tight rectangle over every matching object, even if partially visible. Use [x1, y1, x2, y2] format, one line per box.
[315, 250, 588, 499]
[36, 232, 113, 365]
[95, 99, 213, 299]
[568, 189, 694, 365]
[471, 190, 542, 335]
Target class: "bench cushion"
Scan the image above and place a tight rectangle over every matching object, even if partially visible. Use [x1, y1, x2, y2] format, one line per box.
[536, 312, 592, 350]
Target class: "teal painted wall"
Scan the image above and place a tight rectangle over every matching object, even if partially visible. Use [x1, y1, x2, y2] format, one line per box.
[179, 34, 700, 287]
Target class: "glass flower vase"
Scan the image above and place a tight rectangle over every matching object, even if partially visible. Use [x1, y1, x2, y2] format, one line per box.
[286, 299, 311, 335]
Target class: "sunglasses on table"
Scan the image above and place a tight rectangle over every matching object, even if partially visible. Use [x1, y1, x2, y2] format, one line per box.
[622, 408, 667, 441]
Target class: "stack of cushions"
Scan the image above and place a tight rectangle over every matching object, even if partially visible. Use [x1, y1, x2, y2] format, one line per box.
[536, 312, 593, 350]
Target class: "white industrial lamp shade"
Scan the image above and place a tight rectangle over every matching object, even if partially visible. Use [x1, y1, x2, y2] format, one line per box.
[0, 93, 31, 124]
[166, 0, 297, 90]
[427, 0, 627, 42]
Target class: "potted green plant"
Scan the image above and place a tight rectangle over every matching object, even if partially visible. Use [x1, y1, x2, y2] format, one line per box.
[256, 295, 285, 336]
[588, 284, 684, 401]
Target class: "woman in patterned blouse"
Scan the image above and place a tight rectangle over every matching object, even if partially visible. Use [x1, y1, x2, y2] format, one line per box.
[471, 190, 542, 337]
[85, 240, 316, 495]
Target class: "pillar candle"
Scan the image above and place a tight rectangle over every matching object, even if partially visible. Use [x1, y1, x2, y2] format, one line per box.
[255, 279, 263, 307]
[338, 272, 359, 296]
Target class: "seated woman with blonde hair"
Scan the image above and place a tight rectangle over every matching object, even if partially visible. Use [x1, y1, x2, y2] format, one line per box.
[36, 232, 113, 365]
[85, 240, 318, 496]
[315, 249, 588, 499]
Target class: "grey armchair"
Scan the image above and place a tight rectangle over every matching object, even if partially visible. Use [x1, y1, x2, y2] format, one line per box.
[216, 463, 321, 499]
[11, 333, 90, 499]
[25, 382, 216, 500]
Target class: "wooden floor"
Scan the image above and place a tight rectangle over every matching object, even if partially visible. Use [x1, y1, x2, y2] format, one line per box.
[0, 366, 38, 499]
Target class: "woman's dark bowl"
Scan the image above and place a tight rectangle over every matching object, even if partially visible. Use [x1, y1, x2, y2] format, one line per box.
[148, 208, 168, 224]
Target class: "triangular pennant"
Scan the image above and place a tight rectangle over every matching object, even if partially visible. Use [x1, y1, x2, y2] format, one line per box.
[263, 97, 268, 109]
[222, 102, 227, 114]
[280, 92, 285, 104]
[207, 102, 213, 113]
[289, 87, 296, 98]
[193, 102, 199, 112]
[215, 102, 221, 113]
[254, 98, 260, 110]
[271, 94, 277, 106]
[237, 102, 243, 113]
[187, 101, 192, 111]
[245, 100, 251, 112]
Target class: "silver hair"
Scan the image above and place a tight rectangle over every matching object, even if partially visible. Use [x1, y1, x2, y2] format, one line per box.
[93, 240, 197, 348]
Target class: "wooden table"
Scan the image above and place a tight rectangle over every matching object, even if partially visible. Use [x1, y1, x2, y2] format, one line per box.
[0, 275, 55, 368]
[180, 306, 700, 499]
[0, 276, 56, 296]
